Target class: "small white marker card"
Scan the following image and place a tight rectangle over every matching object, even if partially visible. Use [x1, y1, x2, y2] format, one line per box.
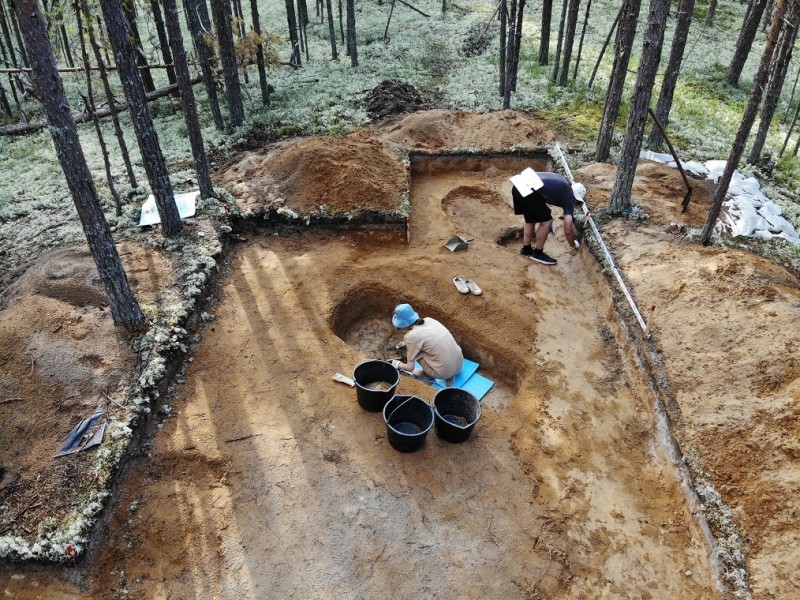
[139, 190, 199, 226]
[509, 168, 544, 196]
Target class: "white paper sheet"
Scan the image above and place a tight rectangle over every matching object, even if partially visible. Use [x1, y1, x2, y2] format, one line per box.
[510, 167, 544, 196]
[139, 190, 199, 226]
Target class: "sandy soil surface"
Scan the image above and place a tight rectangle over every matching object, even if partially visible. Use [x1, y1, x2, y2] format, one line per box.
[1, 110, 798, 599]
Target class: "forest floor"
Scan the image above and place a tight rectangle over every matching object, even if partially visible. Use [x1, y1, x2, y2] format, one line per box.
[1, 110, 799, 599]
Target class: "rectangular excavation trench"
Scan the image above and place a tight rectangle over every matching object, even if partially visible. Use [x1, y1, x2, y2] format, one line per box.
[31, 152, 722, 598]
[117, 152, 718, 598]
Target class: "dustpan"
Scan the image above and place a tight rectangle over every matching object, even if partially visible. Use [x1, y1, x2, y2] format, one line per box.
[444, 236, 471, 251]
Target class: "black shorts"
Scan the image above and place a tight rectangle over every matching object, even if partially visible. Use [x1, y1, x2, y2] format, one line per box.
[512, 187, 553, 224]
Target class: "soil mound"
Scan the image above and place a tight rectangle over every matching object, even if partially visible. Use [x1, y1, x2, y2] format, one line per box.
[576, 160, 717, 225]
[379, 109, 556, 151]
[0, 243, 171, 544]
[1, 244, 171, 309]
[365, 79, 428, 120]
[215, 131, 407, 215]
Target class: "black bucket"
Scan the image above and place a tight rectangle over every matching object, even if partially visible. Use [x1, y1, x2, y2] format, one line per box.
[383, 395, 434, 453]
[433, 388, 481, 443]
[353, 359, 400, 412]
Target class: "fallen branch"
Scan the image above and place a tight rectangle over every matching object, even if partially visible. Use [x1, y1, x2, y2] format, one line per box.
[0, 497, 41, 535]
[0, 63, 176, 74]
[0, 397, 22, 404]
[0, 75, 202, 137]
[397, 0, 430, 16]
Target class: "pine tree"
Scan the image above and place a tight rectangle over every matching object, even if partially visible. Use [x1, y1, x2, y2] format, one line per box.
[608, 0, 671, 212]
[13, 0, 143, 328]
[101, 0, 182, 236]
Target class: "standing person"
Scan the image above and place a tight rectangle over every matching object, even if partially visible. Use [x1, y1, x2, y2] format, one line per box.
[511, 171, 584, 265]
[390, 303, 464, 386]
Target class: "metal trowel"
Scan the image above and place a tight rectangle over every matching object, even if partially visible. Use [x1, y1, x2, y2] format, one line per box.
[444, 236, 473, 251]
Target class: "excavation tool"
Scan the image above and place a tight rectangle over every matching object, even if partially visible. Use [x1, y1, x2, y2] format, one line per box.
[647, 108, 693, 212]
[332, 373, 355, 387]
[444, 236, 473, 251]
[553, 142, 651, 338]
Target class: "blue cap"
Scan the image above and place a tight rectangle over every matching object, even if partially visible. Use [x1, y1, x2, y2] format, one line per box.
[392, 303, 419, 328]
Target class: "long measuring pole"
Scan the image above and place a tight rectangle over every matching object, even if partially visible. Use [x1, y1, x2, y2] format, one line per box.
[553, 143, 650, 336]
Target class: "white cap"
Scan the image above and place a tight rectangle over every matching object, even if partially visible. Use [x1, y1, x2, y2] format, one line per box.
[571, 182, 586, 202]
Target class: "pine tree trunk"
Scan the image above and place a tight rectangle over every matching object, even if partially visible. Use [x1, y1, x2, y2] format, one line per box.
[552, 0, 568, 81]
[185, 0, 225, 131]
[503, 0, 517, 106]
[50, 0, 74, 67]
[149, 0, 177, 89]
[780, 98, 800, 156]
[346, 0, 357, 66]
[573, 0, 592, 79]
[511, 0, 526, 91]
[609, 0, 671, 213]
[163, 0, 213, 199]
[705, 0, 717, 25]
[702, 0, 789, 244]
[747, 0, 800, 163]
[13, 0, 143, 328]
[781, 64, 800, 122]
[558, 0, 581, 86]
[233, 0, 247, 37]
[539, 0, 552, 64]
[0, 77, 11, 115]
[326, 0, 338, 59]
[339, 0, 345, 45]
[596, 0, 641, 161]
[211, 0, 245, 128]
[249, 0, 271, 104]
[763, 0, 776, 29]
[728, 0, 768, 86]
[285, 0, 302, 64]
[500, 0, 507, 96]
[73, 0, 122, 215]
[121, 0, 155, 93]
[79, 0, 138, 189]
[648, 0, 695, 148]
[101, 0, 182, 236]
[8, 0, 30, 67]
[0, 1, 19, 67]
[0, 2, 24, 109]
[298, 0, 310, 60]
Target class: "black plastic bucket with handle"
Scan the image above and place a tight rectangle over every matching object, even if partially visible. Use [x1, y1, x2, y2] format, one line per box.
[433, 388, 481, 443]
[383, 395, 434, 452]
[353, 359, 400, 412]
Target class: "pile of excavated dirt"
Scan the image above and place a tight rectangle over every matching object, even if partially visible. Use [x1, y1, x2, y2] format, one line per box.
[215, 130, 407, 215]
[2, 110, 799, 600]
[377, 109, 557, 151]
[0, 244, 171, 542]
[365, 79, 428, 120]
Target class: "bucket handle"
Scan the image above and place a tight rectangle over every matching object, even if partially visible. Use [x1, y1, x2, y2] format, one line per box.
[386, 396, 426, 423]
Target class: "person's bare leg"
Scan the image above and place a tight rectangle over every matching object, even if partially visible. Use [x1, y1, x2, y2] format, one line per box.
[534, 220, 552, 251]
[523, 222, 536, 246]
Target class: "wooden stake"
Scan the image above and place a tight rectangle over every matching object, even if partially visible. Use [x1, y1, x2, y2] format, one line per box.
[644, 305, 656, 335]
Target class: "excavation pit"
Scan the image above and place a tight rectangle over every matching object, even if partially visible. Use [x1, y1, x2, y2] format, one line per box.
[10, 113, 794, 598]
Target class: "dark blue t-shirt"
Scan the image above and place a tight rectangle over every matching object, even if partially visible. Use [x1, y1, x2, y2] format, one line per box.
[531, 172, 575, 216]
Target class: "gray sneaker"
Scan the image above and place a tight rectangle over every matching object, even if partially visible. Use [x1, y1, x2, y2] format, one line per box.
[529, 249, 557, 265]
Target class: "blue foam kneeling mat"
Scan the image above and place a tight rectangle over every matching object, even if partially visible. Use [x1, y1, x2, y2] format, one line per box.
[429, 359, 494, 401]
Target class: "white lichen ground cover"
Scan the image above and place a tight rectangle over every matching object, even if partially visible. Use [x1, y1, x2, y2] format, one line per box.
[0, 0, 799, 563]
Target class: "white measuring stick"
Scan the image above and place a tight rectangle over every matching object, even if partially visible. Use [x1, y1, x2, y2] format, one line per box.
[553, 142, 650, 337]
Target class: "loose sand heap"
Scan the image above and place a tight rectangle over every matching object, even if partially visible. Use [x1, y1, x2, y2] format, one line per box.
[1, 110, 798, 599]
[216, 130, 407, 216]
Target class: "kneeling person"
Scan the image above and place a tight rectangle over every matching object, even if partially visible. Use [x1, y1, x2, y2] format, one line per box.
[391, 303, 463, 386]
